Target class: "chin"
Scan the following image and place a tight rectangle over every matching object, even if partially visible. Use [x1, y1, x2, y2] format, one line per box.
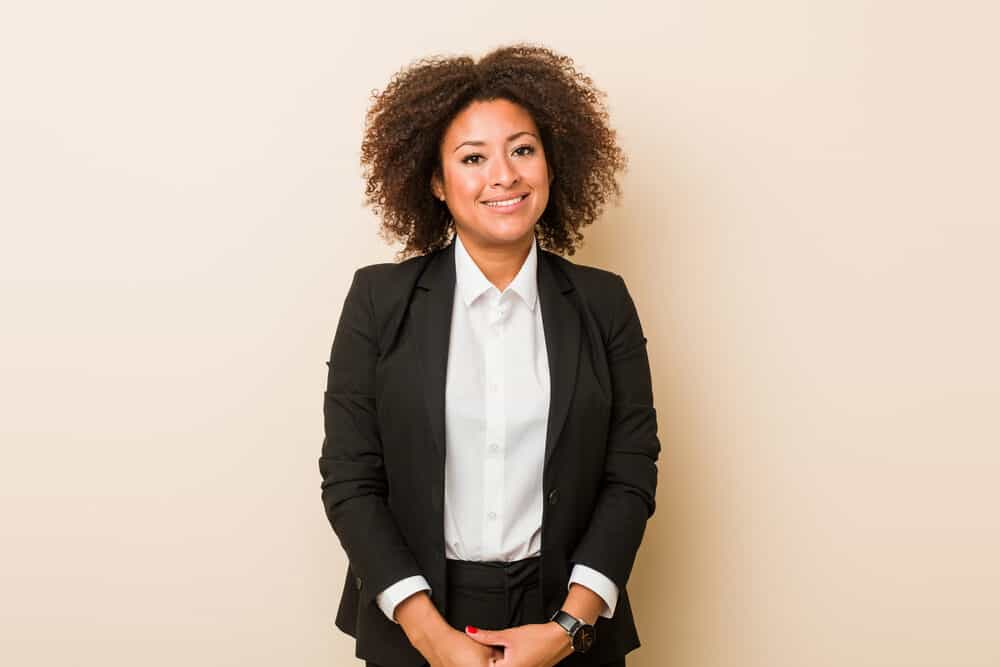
[484, 227, 536, 247]
[481, 218, 537, 239]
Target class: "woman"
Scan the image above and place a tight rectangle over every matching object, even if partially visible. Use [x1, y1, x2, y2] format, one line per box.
[320, 44, 660, 667]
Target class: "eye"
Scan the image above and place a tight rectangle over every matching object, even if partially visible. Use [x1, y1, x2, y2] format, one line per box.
[461, 153, 484, 165]
[513, 144, 535, 156]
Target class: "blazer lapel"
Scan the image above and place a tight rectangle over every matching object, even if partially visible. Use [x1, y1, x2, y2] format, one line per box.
[415, 238, 580, 468]
[538, 248, 580, 468]
[415, 240, 456, 462]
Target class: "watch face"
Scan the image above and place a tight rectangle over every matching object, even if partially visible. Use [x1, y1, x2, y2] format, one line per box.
[573, 624, 596, 653]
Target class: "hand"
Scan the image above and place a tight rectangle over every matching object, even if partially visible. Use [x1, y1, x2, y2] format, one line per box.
[395, 592, 500, 667]
[422, 626, 501, 667]
[464, 622, 573, 667]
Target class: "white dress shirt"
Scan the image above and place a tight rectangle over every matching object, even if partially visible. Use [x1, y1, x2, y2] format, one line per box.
[375, 233, 619, 622]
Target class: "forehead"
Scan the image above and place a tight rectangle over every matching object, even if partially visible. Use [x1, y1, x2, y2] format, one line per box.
[442, 99, 539, 147]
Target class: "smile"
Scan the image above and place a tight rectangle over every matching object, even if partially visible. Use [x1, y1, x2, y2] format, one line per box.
[482, 194, 528, 210]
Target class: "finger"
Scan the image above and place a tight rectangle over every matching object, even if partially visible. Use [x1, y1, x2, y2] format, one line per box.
[465, 625, 509, 647]
[489, 647, 510, 667]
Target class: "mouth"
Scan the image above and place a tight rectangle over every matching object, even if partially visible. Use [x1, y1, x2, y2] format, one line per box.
[480, 193, 529, 212]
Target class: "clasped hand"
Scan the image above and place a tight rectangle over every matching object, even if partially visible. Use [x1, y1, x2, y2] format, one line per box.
[400, 591, 577, 667]
[439, 622, 573, 667]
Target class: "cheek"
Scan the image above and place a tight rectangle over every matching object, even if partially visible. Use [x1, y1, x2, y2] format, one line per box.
[530, 167, 550, 200]
[523, 159, 550, 191]
[447, 175, 482, 202]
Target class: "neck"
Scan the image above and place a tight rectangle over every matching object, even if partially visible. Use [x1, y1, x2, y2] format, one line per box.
[456, 230, 534, 293]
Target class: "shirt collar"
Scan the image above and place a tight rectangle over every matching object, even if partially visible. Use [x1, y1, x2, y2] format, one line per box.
[454, 232, 538, 311]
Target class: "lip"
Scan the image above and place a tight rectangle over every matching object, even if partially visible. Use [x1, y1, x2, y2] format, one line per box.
[480, 192, 529, 213]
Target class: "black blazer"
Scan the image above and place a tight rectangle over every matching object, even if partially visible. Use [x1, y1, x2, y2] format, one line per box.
[319, 238, 660, 666]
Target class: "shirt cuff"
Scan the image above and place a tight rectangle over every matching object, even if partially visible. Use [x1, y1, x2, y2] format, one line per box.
[568, 564, 619, 619]
[375, 575, 432, 623]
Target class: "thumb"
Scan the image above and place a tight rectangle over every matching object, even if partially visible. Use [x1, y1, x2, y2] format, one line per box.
[465, 625, 509, 647]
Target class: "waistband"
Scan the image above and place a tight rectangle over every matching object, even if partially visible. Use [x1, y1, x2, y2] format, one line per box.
[446, 556, 541, 593]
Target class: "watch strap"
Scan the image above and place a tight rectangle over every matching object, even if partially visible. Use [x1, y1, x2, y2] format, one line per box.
[550, 609, 596, 653]
[550, 609, 583, 637]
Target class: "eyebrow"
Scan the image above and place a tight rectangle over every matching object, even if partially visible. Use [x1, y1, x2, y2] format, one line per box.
[453, 131, 539, 153]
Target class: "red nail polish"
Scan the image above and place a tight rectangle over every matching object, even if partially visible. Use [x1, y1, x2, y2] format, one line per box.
[466, 625, 478, 634]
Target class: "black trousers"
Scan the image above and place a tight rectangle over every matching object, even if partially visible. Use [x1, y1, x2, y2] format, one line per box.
[366, 557, 626, 667]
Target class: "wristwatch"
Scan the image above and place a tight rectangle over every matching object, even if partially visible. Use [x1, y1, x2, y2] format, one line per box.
[549, 609, 596, 653]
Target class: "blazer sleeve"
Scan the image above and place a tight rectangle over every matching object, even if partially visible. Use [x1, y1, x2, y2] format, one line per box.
[570, 274, 661, 590]
[319, 267, 425, 605]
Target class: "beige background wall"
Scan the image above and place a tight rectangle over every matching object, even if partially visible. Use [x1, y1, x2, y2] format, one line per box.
[2, 1, 997, 666]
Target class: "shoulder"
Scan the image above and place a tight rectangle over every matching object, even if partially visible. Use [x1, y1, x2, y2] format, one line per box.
[346, 250, 441, 347]
[542, 251, 649, 354]
[339, 252, 437, 356]
[546, 251, 624, 287]
[541, 249, 630, 314]
[348, 251, 435, 311]
[352, 252, 429, 290]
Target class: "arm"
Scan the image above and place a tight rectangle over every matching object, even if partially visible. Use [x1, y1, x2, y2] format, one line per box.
[375, 576, 431, 622]
[569, 274, 660, 589]
[567, 564, 618, 618]
[319, 268, 426, 604]
[319, 268, 494, 667]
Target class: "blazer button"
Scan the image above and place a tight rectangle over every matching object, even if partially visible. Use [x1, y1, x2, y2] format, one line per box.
[355, 576, 363, 591]
[547, 489, 560, 505]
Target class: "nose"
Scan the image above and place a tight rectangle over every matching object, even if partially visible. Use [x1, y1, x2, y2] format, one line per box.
[488, 153, 519, 188]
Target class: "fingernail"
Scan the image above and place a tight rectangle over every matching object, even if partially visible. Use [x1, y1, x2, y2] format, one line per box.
[466, 625, 478, 634]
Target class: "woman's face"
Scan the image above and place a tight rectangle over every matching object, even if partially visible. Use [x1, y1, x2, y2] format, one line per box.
[432, 98, 553, 251]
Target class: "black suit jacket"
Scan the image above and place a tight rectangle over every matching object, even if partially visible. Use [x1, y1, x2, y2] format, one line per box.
[319, 238, 660, 666]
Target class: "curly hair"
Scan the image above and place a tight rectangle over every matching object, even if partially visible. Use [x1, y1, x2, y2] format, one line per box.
[360, 43, 627, 258]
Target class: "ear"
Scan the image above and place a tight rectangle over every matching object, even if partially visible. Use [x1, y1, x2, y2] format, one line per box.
[548, 163, 555, 185]
[430, 171, 445, 201]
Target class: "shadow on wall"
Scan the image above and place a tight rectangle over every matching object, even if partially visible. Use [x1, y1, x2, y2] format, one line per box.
[575, 149, 725, 666]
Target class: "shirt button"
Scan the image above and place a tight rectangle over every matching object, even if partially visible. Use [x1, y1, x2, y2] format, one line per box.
[489, 442, 500, 453]
[487, 511, 497, 521]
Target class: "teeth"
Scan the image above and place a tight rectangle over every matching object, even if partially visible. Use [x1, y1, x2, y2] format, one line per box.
[484, 195, 526, 208]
